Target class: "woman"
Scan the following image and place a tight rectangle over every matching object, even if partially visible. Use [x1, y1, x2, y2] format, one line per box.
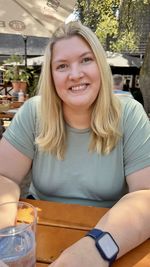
[0, 21, 150, 266]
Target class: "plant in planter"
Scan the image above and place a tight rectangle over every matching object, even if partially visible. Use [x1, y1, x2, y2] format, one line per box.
[13, 68, 31, 91]
[1, 55, 40, 98]
[2, 55, 31, 93]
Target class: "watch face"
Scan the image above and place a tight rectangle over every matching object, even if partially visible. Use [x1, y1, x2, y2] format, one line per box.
[96, 233, 119, 260]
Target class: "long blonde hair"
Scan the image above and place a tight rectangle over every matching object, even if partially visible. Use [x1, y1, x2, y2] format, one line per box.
[36, 21, 121, 159]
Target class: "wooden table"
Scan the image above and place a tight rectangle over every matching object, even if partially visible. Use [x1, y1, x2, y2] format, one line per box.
[22, 199, 150, 267]
[0, 102, 22, 120]
[0, 112, 15, 119]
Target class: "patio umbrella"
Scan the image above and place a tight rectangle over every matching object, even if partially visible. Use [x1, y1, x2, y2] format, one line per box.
[106, 52, 142, 68]
[0, 0, 76, 67]
[0, 0, 76, 37]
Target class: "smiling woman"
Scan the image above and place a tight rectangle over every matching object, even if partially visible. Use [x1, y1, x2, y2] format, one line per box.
[37, 21, 121, 159]
[0, 21, 150, 267]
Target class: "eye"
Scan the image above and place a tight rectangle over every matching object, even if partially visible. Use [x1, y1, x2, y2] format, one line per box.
[82, 57, 93, 64]
[56, 63, 68, 71]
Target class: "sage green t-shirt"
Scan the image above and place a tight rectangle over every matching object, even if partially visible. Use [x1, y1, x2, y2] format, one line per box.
[3, 96, 150, 207]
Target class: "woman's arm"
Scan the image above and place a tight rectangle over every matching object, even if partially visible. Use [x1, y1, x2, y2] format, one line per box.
[0, 137, 32, 228]
[95, 189, 150, 258]
[0, 137, 32, 203]
[49, 167, 150, 267]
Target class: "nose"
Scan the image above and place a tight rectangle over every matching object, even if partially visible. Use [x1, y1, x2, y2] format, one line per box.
[68, 65, 84, 80]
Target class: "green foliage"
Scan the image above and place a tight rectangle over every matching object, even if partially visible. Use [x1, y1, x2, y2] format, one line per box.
[76, 0, 101, 31]
[27, 71, 39, 97]
[111, 31, 139, 52]
[117, 0, 150, 53]
[1, 55, 31, 83]
[76, 0, 149, 53]
[3, 54, 23, 65]
[1, 54, 39, 97]
[3, 66, 32, 84]
[95, 13, 118, 49]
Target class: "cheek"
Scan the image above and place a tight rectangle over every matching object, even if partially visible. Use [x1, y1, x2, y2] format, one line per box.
[52, 73, 61, 94]
[52, 75, 66, 101]
[52, 72, 65, 91]
[54, 83, 62, 98]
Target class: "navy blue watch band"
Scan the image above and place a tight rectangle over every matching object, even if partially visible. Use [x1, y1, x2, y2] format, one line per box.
[86, 228, 103, 239]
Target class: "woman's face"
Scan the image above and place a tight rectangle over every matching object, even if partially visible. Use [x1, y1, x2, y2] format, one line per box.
[51, 35, 101, 111]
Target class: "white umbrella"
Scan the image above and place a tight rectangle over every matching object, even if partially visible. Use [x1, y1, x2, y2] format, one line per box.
[106, 51, 142, 68]
[0, 0, 76, 37]
[24, 56, 44, 66]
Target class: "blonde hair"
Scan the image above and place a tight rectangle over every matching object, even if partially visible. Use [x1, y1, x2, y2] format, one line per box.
[36, 21, 121, 159]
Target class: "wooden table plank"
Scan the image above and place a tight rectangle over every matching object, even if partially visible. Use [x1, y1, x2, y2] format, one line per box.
[114, 241, 150, 267]
[36, 225, 87, 263]
[25, 199, 108, 230]
[36, 224, 150, 266]
[22, 199, 150, 267]
[36, 263, 49, 267]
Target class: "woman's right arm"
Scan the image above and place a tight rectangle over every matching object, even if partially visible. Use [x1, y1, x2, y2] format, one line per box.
[0, 137, 32, 204]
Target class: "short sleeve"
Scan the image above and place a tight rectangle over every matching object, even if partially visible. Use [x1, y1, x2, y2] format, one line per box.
[3, 96, 40, 159]
[121, 98, 150, 176]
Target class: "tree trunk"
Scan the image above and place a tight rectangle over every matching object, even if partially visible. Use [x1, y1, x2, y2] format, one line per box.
[139, 33, 150, 115]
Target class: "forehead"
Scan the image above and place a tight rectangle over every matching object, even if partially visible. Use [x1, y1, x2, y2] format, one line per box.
[52, 35, 92, 59]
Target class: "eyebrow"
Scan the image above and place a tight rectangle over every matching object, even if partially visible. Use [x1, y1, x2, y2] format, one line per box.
[52, 51, 93, 64]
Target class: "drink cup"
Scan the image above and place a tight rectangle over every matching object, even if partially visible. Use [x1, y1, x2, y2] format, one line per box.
[0, 201, 37, 267]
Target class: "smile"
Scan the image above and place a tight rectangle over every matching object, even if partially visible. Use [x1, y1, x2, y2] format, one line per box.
[70, 83, 89, 92]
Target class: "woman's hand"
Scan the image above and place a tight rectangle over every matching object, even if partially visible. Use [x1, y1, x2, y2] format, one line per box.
[49, 237, 108, 267]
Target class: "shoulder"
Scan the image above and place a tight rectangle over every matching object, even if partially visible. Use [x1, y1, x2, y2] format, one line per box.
[20, 96, 41, 117]
[119, 96, 150, 131]
[23, 95, 41, 109]
[119, 96, 144, 114]
[11, 95, 41, 129]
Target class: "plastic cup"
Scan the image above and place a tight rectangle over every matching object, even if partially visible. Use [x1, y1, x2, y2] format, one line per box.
[0, 201, 37, 267]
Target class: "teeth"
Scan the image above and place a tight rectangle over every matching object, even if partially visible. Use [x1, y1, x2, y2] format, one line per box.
[71, 84, 87, 91]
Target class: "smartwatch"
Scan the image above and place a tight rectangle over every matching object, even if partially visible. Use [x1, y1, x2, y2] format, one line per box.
[86, 228, 119, 266]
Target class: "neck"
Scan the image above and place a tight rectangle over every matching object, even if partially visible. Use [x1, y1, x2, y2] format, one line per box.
[63, 105, 91, 129]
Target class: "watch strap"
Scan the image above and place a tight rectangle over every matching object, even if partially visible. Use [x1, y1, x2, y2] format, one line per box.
[86, 228, 104, 239]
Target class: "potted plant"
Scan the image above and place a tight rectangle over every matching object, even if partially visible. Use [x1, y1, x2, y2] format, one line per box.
[2, 55, 31, 93]
[13, 68, 31, 91]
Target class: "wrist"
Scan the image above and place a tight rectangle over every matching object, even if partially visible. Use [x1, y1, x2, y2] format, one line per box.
[86, 228, 119, 266]
[84, 237, 109, 267]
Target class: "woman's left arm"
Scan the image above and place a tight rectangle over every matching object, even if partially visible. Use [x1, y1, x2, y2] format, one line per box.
[49, 167, 150, 267]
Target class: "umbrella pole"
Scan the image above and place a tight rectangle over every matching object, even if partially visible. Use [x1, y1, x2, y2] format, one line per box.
[22, 35, 28, 69]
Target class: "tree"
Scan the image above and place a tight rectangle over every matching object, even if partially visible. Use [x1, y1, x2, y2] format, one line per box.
[119, 0, 150, 114]
[76, 0, 150, 114]
[76, 0, 139, 52]
[76, 0, 150, 53]
[95, 0, 120, 51]
[118, 0, 150, 53]
[76, 0, 121, 50]
[76, 0, 100, 32]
